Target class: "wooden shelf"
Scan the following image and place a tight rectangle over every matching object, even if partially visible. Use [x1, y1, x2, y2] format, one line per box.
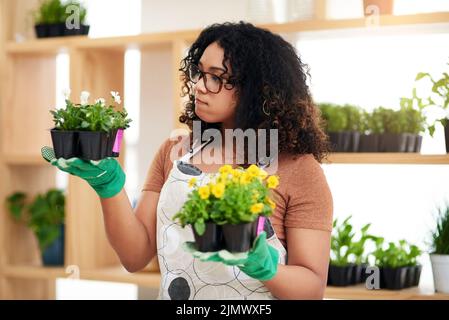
[324, 153, 449, 164]
[3, 265, 161, 288]
[6, 12, 449, 55]
[325, 284, 449, 300]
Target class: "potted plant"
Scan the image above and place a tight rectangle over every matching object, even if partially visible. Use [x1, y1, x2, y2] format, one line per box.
[328, 216, 355, 286]
[5, 189, 65, 266]
[376, 107, 408, 152]
[50, 90, 131, 160]
[358, 109, 383, 152]
[174, 164, 278, 253]
[319, 103, 348, 152]
[62, 1, 89, 36]
[429, 204, 449, 293]
[341, 104, 363, 152]
[372, 238, 421, 290]
[399, 99, 426, 153]
[405, 243, 422, 288]
[349, 223, 375, 284]
[33, 0, 89, 38]
[413, 62, 449, 153]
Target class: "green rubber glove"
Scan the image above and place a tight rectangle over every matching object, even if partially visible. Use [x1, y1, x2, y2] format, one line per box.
[183, 232, 279, 281]
[41, 146, 125, 198]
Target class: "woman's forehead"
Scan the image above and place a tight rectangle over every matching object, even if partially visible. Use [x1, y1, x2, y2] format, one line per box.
[199, 42, 231, 73]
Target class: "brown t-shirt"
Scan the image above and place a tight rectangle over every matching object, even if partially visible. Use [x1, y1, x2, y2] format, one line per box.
[142, 138, 333, 247]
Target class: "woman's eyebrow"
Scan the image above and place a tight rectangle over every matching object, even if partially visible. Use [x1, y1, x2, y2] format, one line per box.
[198, 61, 226, 73]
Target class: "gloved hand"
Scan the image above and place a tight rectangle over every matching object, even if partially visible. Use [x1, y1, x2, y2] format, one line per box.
[183, 232, 279, 281]
[41, 146, 125, 198]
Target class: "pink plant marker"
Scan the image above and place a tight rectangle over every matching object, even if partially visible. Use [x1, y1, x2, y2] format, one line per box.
[257, 216, 265, 235]
[113, 129, 124, 153]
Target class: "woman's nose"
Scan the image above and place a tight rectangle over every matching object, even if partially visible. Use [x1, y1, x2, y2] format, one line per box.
[194, 77, 208, 94]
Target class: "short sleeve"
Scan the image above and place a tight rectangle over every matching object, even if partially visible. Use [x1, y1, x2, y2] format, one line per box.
[284, 155, 333, 232]
[141, 139, 173, 193]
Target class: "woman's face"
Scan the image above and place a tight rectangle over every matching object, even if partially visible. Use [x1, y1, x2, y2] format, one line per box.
[193, 41, 238, 128]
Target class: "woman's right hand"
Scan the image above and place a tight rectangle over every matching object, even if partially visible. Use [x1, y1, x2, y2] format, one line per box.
[41, 146, 126, 198]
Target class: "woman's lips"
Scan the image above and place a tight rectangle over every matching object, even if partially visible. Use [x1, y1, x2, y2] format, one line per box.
[195, 98, 207, 105]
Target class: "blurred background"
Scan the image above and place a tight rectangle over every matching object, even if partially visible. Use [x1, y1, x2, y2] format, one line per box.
[1, 0, 449, 299]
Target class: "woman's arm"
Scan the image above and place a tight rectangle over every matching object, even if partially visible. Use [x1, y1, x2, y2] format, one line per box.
[262, 228, 331, 299]
[100, 189, 158, 273]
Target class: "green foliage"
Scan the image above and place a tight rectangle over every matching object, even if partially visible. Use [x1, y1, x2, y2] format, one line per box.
[6, 189, 65, 252]
[341, 104, 363, 132]
[318, 103, 347, 132]
[173, 166, 277, 235]
[34, 0, 87, 25]
[330, 215, 377, 266]
[371, 238, 422, 268]
[51, 96, 132, 132]
[398, 101, 426, 134]
[408, 60, 449, 137]
[430, 205, 449, 255]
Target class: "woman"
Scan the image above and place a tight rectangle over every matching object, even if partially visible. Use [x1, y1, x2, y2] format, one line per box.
[42, 22, 333, 300]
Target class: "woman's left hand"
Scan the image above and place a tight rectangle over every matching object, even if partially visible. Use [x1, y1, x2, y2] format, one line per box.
[183, 232, 279, 281]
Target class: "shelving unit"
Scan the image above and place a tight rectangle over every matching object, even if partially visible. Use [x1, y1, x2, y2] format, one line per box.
[1, 0, 448, 299]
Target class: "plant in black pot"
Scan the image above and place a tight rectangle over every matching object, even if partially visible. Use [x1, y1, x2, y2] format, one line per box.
[318, 103, 348, 152]
[399, 98, 426, 153]
[33, 0, 89, 38]
[62, 1, 89, 36]
[349, 223, 377, 285]
[372, 238, 421, 290]
[377, 107, 408, 152]
[328, 216, 356, 286]
[50, 90, 131, 160]
[412, 61, 449, 153]
[358, 109, 384, 152]
[341, 104, 363, 152]
[174, 164, 278, 253]
[5, 189, 65, 266]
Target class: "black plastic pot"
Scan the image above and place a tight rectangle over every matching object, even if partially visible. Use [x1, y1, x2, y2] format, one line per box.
[348, 132, 361, 152]
[328, 131, 352, 152]
[47, 23, 65, 37]
[328, 264, 352, 286]
[51, 129, 79, 159]
[381, 267, 408, 290]
[405, 265, 422, 287]
[405, 134, 416, 153]
[358, 134, 380, 152]
[42, 224, 65, 266]
[35, 24, 49, 38]
[415, 135, 423, 153]
[193, 222, 223, 252]
[349, 263, 362, 285]
[222, 221, 258, 253]
[444, 120, 449, 153]
[379, 133, 408, 152]
[78, 130, 118, 161]
[360, 263, 370, 284]
[64, 24, 90, 36]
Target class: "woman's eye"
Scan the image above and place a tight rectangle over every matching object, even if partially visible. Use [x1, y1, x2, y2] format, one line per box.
[211, 75, 221, 83]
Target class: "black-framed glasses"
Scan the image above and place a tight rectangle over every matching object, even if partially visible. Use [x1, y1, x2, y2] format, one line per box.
[188, 63, 235, 94]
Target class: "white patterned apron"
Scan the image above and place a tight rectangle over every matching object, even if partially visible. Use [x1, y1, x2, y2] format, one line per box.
[156, 139, 287, 300]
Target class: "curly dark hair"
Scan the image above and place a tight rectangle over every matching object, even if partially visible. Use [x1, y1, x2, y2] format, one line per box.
[179, 21, 329, 163]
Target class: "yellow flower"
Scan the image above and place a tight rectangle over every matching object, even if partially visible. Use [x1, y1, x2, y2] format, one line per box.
[250, 203, 264, 214]
[219, 172, 229, 183]
[198, 186, 210, 199]
[211, 183, 225, 198]
[266, 175, 279, 189]
[267, 197, 276, 210]
[188, 178, 197, 188]
[246, 164, 260, 177]
[239, 172, 252, 185]
[219, 165, 233, 175]
[259, 168, 268, 180]
[232, 169, 242, 178]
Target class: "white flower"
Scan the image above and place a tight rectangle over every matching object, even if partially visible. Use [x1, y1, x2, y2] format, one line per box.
[62, 88, 71, 100]
[80, 91, 90, 106]
[95, 98, 106, 106]
[111, 91, 121, 104]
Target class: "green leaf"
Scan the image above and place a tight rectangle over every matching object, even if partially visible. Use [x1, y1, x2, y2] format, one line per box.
[415, 72, 430, 81]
